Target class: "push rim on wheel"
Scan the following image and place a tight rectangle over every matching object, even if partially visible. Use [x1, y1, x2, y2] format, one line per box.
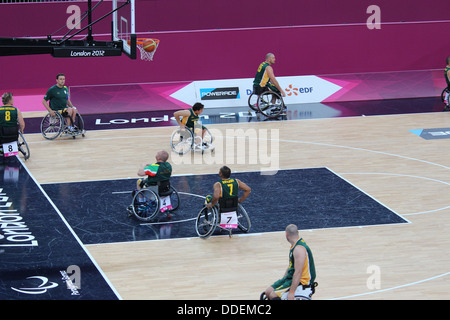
[195, 206, 218, 238]
[257, 91, 285, 118]
[441, 87, 450, 102]
[248, 92, 259, 111]
[41, 112, 64, 140]
[171, 128, 194, 155]
[132, 189, 160, 222]
[74, 113, 86, 136]
[168, 186, 180, 211]
[237, 203, 251, 232]
[18, 132, 30, 160]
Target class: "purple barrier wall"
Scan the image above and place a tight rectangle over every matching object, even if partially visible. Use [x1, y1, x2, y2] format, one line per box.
[1, 21, 449, 91]
[1, 0, 449, 37]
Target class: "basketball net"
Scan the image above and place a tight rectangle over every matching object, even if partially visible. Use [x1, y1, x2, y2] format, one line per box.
[136, 38, 160, 61]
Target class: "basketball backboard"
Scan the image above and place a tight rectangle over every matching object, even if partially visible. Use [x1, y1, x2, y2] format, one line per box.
[0, 0, 136, 59]
[112, 0, 136, 60]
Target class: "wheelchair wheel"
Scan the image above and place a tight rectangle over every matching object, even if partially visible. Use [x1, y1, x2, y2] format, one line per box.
[131, 188, 160, 222]
[41, 112, 64, 140]
[73, 113, 86, 138]
[257, 91, 285, 118]
[203, 127, 214, 145]
[195, 206, 218, 239]
[248, 92, 259, 111]
[168, 186, 180, 211]
[441, 87, 450, 103]
[171, 128, 194, 155]
[441, 87, 448, 102]
[17, 132, 30, 160]
[237, 203, 251, 233]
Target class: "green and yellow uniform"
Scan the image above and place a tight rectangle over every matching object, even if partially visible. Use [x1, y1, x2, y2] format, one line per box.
[253, 61, 271, 88]
[182, 108, 206, 130]
[43, 85, 70, 111]
[142, 161, 172, 186]
[271, 237, 316, 293]
[218, 178, 239, 199]
[253, 61, 280, 94]
[0, 106, 18, 127]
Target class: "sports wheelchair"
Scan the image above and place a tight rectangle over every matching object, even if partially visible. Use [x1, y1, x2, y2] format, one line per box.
[40, 110, 86, 140]
[248, 87, 286, 119]
[0, 127, 30, 160]
[195, 197, 251, 239]
[259, 282, 318, 300]
[170, 126, 214, 155]
[129, 179, 180, 222]
[441, 87, 450, 111]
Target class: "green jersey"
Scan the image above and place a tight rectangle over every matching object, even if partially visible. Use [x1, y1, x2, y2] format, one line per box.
[143, 161, 172, 186]
[445, 66, 450, 86]
[182, 108, 199, 129]
[44, 85, 70, 111]
[218, 178, 239, 199]
[253, 61, 271, 87]
[0, 106, 18, 127]
[287, 238, 316, 286]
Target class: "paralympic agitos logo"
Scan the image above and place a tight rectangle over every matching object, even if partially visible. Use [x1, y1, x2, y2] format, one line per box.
[200, 87, 240, 100]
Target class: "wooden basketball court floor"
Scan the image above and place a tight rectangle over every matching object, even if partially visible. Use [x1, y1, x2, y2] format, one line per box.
[17, 110, 450, 300]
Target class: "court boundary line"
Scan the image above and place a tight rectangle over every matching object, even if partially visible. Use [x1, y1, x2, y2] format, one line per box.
[339, 172, 450, 216]
[327, 168, 410, 224]
[330, 271, 450, 300]
[16, 156, 123, 300]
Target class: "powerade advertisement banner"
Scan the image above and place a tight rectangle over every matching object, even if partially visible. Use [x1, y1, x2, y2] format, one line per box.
[200, 87, 240, 100]
[170, 76, 343, 108]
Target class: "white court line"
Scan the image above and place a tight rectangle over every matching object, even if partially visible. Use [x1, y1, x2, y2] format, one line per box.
[328, 168, 408, 223]
[114, 191, 205, 226]
[339, 172, 450, 186]
[274, 138, 450, 171]
[28, 132, 450, 171]
[30, 130, 450, 170]
[339, 172, 450, 216]
[331, 271, 450, 300]
[17, 156, 123, 300]
[140, 217, 197, 226]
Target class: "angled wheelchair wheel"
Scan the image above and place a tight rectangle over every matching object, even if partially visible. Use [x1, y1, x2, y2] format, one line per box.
[167, 186, 180, 211]
[171, 128, 194, 155]
[237, 203, 251, 233]
[41, 112, 64, 140]
[195, 206, 219, 239]
[203, 127, 214, 145]
[17, 132, 30, 160]
[248, 92, 259, 111]
[132, 188, 160, 222]
[73, 113, 86, 138]
[441, 87, 449, 102]
[257, 91, 285, 118]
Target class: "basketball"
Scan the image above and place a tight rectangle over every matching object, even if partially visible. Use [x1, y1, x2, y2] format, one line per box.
[142, 39, 157, 52]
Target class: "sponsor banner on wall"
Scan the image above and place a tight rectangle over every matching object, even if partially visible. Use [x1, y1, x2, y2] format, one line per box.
[200, 87, 240, 100]
[169, 76, 344, 108]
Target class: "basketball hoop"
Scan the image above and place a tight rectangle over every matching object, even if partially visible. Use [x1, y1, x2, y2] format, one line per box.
[136, 38, 160, 61]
